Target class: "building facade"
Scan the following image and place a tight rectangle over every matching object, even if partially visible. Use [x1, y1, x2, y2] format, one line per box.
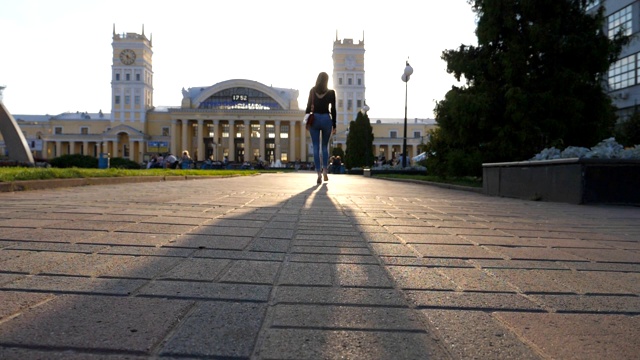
[591, 0, 640, 119]
[2, 28, 434, 165]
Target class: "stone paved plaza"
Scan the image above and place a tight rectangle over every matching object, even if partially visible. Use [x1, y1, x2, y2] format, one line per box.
[0, 172, 638, 359]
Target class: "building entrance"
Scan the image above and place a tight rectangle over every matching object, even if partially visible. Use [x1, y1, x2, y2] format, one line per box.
[235, 139, 245, 163]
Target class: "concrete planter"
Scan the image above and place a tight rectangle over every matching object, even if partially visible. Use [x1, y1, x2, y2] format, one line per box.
[482, 158, 640, 205]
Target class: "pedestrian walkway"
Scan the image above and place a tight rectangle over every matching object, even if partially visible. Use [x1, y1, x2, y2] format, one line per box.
[0, 172, 638, 359]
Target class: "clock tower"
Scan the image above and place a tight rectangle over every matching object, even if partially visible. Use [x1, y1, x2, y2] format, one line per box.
[111, 25, 153, 129]
[332, 33, 366, 133]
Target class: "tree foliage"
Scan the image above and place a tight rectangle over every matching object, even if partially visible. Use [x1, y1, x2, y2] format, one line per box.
[615, 111, 640, 147]
[428, 0, 629, 176]
[344, 111, 374, 169]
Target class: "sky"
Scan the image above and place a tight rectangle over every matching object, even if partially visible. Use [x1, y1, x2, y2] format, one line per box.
[0, 0, 477, 120]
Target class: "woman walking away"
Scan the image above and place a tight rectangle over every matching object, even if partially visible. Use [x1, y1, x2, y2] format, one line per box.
[305, 72, 336, 185]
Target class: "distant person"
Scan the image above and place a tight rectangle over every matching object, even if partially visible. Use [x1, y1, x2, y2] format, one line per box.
[180, 150, 191, 169]
[165, 153, 178, 169]
[305, 71, 336, 185]
[332, 156, 342, 174]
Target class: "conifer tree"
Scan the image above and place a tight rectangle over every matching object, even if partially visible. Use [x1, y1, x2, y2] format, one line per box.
[344, 111, 374, 169]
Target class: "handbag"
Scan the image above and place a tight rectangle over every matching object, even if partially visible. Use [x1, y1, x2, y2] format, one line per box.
[305, 91, 315, 130]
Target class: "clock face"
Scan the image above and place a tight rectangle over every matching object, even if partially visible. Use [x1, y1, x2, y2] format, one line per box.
[119, 49, 136, 65]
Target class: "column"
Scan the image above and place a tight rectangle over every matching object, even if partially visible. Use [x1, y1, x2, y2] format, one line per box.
[41, 140, 48, 159]
[129, 140, 135, 160]
[213, 120, 220, 161]
[289, 121, 295, 162]
[197, 119, 204, 161]
[300, 123, 307, 162]
[68, 141, 75, 155]
[274, 120, 281, 162]
[243, 120, 250, 161]
[55, 141, 62, 158]
[228, 120, 235, 162]
[112, 139, 119, 157]
[181, 119, 189, 155]
[259, 120, 265, 162]
[170, 119, 178, 155]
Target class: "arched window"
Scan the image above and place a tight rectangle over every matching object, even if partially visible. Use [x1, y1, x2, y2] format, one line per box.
[199, 87, 283, 110]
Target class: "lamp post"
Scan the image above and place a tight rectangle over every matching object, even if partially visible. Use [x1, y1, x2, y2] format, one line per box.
[401, 60, 413, 168]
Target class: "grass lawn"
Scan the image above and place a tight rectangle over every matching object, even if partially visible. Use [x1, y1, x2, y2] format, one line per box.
[0, 167, 290, 182]
[374, 173, 483, 188]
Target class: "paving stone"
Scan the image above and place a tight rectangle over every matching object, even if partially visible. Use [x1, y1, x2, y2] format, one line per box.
[461, 235, 545, 247]
[43, 220, 130, 232]
[486, 268, 574, 293]
[257, 328, 448, 359]
[291, 246, 371, 255]
[278, 262, 333, 286]
[0, 228, 101, 243]
[219, 260, 281, 284]
[495, 312, 640, 360]
[383, 225, 440, 234]
[540, 270, 636, 295]
[0, 348, 149, 359]
[487, 246, 587, 261]
[4, 275, 147, 295]
[386, 266, 457, 290]
[359, 232, 401, 243]
[380, 256, 474, 267]
[275, 286, 409, 307]
[272, 304, 426, 330]
[0, 295, 192, 353]
[334, 264, 394, 288]
[169, 234, 251, 250]
[142, 216, 209, 226]
[406, 290, 543, 311]
[4, 242, 106, 253]
[562, 261, 640, 272]
[295, 240, 366, 248]
[420, 310, 542, 360]
[259, 228, 295, 239]
[559, 248, 640, 263]
[529, 294, 640, 314]
[99, 246, 194, 257]
[0, 291, 53, 319]
[191, 225, 260, 237]
[398, 233, 474, 245]
[138, 280, 271, 301]
[412, 244, 504, 259]
[116, 223, 196, 235]
[247, 239, 290, 252]
[0, 218, 64, 228]
[437, 267, 517, 292]
[0, 273, 25, 286]
[196, 249, 285, 261]
[0, 251, 84, 274]
[288, 253, 379, 264]
[43, 254, 136, 277]
[160, 302, 266, 358]
[84, 232, 177, 247]
[158, 258, 231, 281]
[295, 233, 363, 242]
[368, 243, 417, 257]
[97, 255, 181, 279]
[472, 259, 572, 270]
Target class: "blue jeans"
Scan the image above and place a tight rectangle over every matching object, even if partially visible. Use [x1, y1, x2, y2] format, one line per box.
[308, 113, 333, 171]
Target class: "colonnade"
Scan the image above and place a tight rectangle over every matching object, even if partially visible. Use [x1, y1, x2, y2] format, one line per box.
[170, 118, 304, 163]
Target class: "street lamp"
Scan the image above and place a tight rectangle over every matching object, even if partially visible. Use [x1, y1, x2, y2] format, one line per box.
[401, 60, 413, 168]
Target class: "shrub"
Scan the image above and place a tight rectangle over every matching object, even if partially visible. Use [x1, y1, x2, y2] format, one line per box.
[109, 157, 143, 169]
[49, 154, 98, 168]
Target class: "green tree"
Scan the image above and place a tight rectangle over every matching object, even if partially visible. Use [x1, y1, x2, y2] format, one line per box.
[615, 111, 640, 147]
[344, 111, 374, 169]
[429, 0, 629, 176]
